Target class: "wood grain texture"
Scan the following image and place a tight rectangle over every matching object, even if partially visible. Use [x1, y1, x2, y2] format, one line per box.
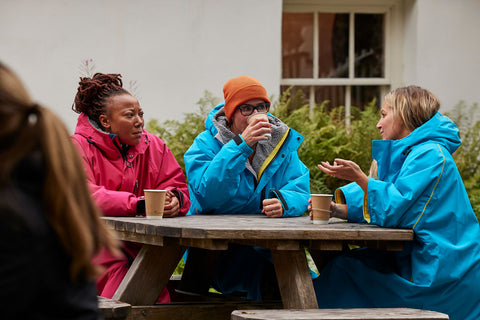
[125, 301, 282, 320]
[97, 296, 131, 320]
[113, 244, 186, 305]
[103, 215, 413, 243]
[103, 215, 414, 310]
[231, 308, 449, 320]
[271, 250, 318, 309]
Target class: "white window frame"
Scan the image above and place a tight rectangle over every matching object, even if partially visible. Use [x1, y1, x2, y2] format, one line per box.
[282, 0, 404, 126]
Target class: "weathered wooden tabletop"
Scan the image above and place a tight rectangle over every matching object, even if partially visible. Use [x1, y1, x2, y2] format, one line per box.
[231, 308, 449, 320]
[103, 215, 412, 248]
[103, 215, 413, 310]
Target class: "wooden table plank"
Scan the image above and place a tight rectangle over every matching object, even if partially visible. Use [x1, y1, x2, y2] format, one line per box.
[231, 308, 449, 320]
[103, 215, 413, 242]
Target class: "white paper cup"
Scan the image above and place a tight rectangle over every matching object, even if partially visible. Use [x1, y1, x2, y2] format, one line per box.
[144, 189, 167, 219]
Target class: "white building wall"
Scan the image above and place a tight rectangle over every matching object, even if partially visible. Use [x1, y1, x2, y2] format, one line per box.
[1, 0, 479, 132]
[403, 0, 480, 114]
[0, 0, 283, 132]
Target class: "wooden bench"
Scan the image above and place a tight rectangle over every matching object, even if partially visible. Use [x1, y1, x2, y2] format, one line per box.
[231, 308, 449, 320]
[98, 287, 281, 320]
[127, 300, 282, 320]
[97, 296, 131, 320]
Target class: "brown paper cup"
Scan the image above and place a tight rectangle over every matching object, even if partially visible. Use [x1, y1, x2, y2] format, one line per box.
[144, 189, 167, 219]
[247, 112, 271, 144]
[247, 112, 268, 124]
[311, 194, 333, 224]
[312, 209, 330, 224]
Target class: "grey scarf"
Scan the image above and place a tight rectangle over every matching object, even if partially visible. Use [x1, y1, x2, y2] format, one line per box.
[212, 107, 289, 177]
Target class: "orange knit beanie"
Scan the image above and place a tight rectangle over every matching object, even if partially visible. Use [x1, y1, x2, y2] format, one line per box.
[223, 76, 270, 121]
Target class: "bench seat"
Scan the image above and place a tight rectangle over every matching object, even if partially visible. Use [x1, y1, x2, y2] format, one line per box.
[97, 296, 132, 320]
[231, 308, 449, 320]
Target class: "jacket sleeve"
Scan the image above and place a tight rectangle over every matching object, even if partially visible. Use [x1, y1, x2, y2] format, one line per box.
[71, 137, 140, 216]
[267, 152, 310, 217]
[365, 143, 448, 228]
[152, 142, 190, 216]
[336, 182, 367, 223]
[184, 133, 253, 212]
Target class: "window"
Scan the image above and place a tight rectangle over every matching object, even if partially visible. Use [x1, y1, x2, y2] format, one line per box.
[282, 0, 403, 126]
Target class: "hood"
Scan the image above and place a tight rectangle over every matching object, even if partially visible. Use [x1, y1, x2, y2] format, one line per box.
[373, 112, 461, 180]
[205, 102, 290, 142]
[73, 113, 149, 158]
[205, 103, 225, 137]
[205, 103, 301, 173]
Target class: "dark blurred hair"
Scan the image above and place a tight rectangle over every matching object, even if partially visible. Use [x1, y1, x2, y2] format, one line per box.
[72, 73, 129, 129]
[0, 62, 119, 280]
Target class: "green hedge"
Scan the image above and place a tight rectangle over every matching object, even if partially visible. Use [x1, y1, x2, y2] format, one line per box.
[147, 90, 480, 220]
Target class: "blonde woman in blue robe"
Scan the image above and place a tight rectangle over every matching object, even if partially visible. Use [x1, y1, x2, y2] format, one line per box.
[312, 86, 480, 320]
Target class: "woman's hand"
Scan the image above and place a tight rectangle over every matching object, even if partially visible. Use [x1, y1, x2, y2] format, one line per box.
[262, 198, 283, 218]
[318, 158, 369, 192]
[242, 118, 272, 147]
[307, 197, 348, 220]
[163, 190, 180, 217]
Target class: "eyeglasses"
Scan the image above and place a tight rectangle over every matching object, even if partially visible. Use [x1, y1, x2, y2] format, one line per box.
[237, 102, 270, 116]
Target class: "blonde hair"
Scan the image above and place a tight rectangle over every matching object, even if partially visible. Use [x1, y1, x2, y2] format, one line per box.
[384, 85, 440, 132]
[0, 62, 119, 280]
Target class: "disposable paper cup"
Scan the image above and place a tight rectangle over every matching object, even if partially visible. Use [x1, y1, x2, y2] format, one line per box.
[311, 194, 333, 224]
[312, 209, 330, 224]
[247, 112, 271, 144]
[144, 189, 167, 219]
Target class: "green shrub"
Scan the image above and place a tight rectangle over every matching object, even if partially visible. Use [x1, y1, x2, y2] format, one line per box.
[445, 102, 480, 219]
[270, 87, 380, 194]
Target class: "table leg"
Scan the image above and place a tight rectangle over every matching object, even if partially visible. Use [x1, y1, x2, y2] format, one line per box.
[271, 249, 318, 309]
[113, 244, 186, 305]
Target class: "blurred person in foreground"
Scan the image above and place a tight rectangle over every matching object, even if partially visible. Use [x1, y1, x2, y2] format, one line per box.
[0, 62, 119, 319]
[71, 73, 190, 301]
[311, 86, 480, 320]
[184, 76, 311, 300]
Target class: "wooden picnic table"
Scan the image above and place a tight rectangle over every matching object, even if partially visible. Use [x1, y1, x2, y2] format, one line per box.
[103, 215, 413, 310]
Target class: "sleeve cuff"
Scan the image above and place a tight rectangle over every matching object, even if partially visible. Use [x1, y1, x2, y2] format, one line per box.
[171, 188, 184, 208]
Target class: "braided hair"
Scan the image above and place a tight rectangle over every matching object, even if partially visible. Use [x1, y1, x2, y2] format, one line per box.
[72, 73, 129, 129]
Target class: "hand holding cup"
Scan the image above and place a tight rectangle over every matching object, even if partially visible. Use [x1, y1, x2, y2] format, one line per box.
[246, 112, 271, 145]
[144, 189, 167, 219]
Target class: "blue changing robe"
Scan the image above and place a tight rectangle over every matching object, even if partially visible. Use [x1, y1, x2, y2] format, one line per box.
[184, 103, 311, 300]
[313, 113, 480, 320]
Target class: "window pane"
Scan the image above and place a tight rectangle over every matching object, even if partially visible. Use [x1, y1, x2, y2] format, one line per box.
[314, 86, 345, 108]
[282, 13, 313, 78]
[318, 13, 349, 78]
[351, 86, 382, 108]
[354, 14, 385, 78]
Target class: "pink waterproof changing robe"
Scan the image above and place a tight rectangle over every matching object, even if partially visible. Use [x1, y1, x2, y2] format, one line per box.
[72, 113, 190, 301]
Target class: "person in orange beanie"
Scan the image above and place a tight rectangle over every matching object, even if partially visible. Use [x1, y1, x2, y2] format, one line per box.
[184, 76, 311, 300]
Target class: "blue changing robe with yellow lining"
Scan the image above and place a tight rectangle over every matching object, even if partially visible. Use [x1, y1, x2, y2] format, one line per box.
[313, 113, 480, 320]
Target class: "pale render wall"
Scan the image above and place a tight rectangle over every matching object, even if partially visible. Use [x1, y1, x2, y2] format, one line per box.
[403, 0, 480, 114]
[0, 0, 283, 132]
[1, 0, 479, 132]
